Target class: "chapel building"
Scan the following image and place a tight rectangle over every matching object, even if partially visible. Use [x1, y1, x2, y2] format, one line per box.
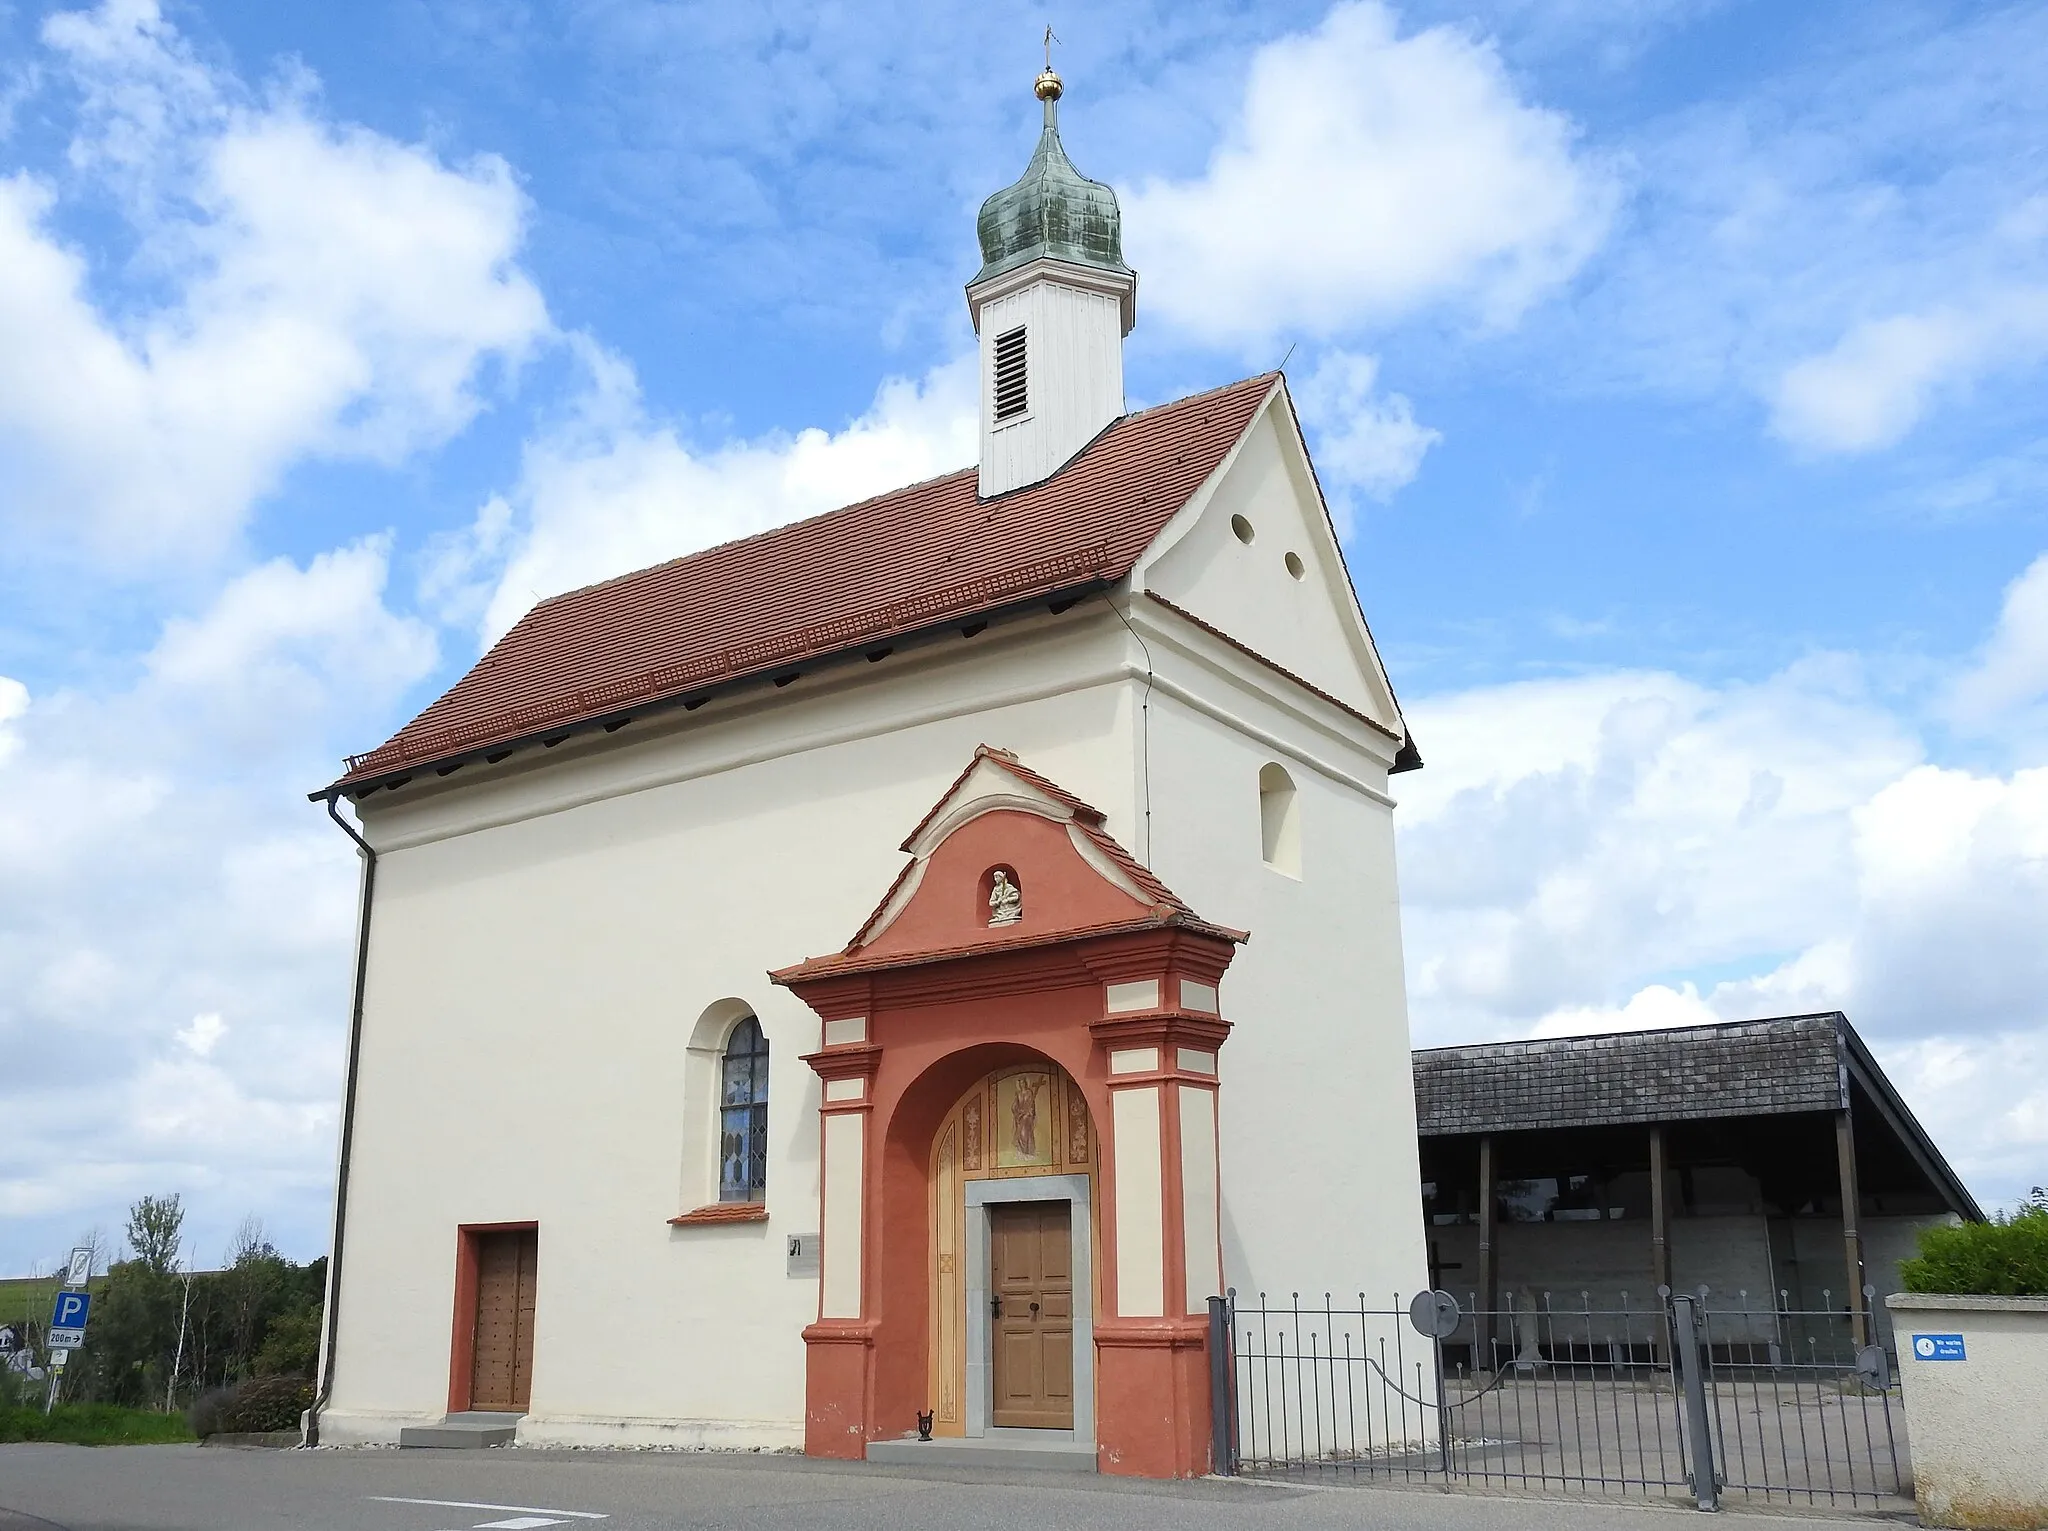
[309, 68, 1428, 1477]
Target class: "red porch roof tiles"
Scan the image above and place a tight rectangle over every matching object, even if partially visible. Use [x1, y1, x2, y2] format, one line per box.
[336, 373, 1280, 789]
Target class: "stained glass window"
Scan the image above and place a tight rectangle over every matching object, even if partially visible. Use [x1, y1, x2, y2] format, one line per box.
[719, 1016, 770, 1203]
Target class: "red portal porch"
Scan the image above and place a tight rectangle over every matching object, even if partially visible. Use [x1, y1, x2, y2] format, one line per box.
[773, 747, 1242, 1477]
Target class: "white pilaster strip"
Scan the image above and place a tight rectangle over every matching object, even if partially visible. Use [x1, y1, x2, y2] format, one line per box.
[820, 1112, 865, 1318]
[1112, 1086, 1164, 1317]
[1179, 1087, 1221, 1314]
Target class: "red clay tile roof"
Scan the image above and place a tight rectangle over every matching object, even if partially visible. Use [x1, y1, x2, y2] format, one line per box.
[336, 374, 1281, 789]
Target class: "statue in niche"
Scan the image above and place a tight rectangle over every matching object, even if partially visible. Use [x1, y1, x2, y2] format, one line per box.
[1011, 1073, 1043, 1159]
[988, 869, 1022, 926]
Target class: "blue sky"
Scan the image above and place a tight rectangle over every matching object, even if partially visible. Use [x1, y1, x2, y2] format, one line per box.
[3, 0, 2046, 1272]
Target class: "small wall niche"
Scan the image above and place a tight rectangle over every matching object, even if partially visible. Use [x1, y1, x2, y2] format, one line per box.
[980, 864, 1024, 926]
[1258, 763, 1301, 878]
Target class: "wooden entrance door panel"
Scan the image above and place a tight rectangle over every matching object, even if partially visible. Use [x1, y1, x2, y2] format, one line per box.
[468, 1228, 537, 1412]
[990, 1202, 1074, 1429]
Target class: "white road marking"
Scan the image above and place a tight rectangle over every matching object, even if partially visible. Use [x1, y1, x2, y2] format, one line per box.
[473, 1519, 568, 1530]
[366, 1497, 606, 1520]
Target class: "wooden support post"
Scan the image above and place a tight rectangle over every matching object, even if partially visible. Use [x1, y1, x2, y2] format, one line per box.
[1476, 1134, 1498, 1374]
[1649, 1124, 1671, 1295]
[1836, 1109, 1868, 1346]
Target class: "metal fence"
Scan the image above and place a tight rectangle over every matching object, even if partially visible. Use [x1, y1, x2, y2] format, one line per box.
[1213, 1285, 1908, 1511]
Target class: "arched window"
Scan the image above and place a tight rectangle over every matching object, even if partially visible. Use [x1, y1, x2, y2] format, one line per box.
[1259, 763, 1301, 878]
[719, 1016, 770, 1203]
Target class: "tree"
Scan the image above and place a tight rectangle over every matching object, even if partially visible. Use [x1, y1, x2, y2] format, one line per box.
[126, 1195, 184, 1278]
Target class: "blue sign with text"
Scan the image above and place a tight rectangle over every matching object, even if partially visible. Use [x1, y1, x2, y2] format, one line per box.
[47, 1288, 91, 1349]
[1910, 1333, 1966, 1362]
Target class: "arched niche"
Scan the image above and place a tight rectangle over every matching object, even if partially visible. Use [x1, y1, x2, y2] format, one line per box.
[1258, 762, 1300, 878]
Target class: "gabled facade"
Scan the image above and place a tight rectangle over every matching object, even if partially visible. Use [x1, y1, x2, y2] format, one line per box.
[308, 71, 1428, 1475]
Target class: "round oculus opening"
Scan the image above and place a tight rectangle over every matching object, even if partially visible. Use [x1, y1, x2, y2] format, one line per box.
[1284, 551, 1306, 580]
[1230, 513, 1255, 545]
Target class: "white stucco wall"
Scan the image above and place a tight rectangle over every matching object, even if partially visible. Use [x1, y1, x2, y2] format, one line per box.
[1127, 603, 1422, 1310]
[1139, 401, 1399, 728]
[324, 607, 1143, 1446]
[1888, 1294, 2048, 1529]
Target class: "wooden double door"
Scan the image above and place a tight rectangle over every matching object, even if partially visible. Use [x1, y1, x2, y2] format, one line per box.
[990, 1201, 1074, 1429]
[467, 1228, 537, 1412]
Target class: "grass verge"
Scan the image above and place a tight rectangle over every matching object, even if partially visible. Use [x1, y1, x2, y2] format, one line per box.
[0, 1403, 196, 1445]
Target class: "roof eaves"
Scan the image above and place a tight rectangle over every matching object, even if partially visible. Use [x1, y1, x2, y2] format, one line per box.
[772, 909, 1246, 985]
[1267, 371, 1416, 763]
[314, 573, 1117, 801]
[1143, 591, 1402, 744]
[1834, 1015, 1985, 1221]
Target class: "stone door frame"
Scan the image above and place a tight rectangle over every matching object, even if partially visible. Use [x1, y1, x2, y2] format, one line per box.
[964, 1172, 1094, 1444]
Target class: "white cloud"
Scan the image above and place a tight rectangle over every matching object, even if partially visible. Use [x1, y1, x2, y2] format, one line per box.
[464, 343, 978, 644]
[1562, 5, 2048, 458]
[1531, 981, 1718, 1039]
[0, 678, 26, 769]
[0, 0, 550, 565]
[1772, 295, 2048, 453]
[1399, 660, 1918, 998]
[1295, 350, 1441, 507]
[1397, 646, 2048, 1207]
[0, 537, 429, 1271]
[177, 1011, 226, 1057]
[146, 537, 437, 758]
[1951, 553, 2048, 725]
[1126, 1, 1617, 347]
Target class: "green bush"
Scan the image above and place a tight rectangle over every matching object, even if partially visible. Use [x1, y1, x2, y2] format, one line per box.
[190, 1375, 311, 1436]
[1901, 1193, 2048, 1296]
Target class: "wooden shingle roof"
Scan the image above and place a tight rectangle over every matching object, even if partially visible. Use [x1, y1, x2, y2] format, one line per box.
[1413, 1015, 1848, 1136]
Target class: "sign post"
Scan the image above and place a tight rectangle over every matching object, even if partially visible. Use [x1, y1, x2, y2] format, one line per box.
[44, 1289, 92, 1415]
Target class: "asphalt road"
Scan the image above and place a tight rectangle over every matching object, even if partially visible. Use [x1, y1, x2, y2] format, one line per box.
[0, 1446, 1905, 1531]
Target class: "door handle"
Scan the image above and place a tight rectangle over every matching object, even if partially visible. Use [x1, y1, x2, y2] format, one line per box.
[1030, 1302, 1040, 1315]
[991, 1295, 1002, 1319]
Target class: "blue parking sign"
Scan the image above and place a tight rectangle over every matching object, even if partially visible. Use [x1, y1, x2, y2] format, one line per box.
[48, 1289, 90, 1348]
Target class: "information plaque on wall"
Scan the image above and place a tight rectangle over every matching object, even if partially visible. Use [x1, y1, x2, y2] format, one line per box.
[785, 1233, 820, 1278]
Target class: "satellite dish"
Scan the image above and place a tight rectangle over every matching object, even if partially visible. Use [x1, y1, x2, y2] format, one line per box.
[1409, 1288, 1461, 1339]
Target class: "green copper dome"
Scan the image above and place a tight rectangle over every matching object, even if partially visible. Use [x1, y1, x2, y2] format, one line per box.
[973, 92, 1130, 287]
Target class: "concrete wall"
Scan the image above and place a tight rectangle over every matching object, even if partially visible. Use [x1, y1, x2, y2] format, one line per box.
[1422, 1211, 1954, 1355]
[1426, 1217, 1772, 1337]
[1888, 1294, 2048, 1529]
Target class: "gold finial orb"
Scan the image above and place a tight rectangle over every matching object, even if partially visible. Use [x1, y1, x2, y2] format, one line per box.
[1035, 67, 1063, 102]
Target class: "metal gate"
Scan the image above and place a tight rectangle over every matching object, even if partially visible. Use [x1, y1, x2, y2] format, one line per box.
[1211, 1286, 1908, 1510]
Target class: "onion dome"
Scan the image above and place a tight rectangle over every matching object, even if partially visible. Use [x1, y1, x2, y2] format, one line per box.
[972, 69, 1131, 286]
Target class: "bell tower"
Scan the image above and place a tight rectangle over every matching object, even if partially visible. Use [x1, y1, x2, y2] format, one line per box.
[968, 65, 1138, 498]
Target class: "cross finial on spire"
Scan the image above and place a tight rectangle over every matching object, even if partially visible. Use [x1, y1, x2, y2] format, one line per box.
[1035, 27, 1063, 124]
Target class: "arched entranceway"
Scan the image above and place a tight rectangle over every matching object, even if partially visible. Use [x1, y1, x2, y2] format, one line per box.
[772, 745, 1244, 1476]
[928, 1061, 1099, 1440]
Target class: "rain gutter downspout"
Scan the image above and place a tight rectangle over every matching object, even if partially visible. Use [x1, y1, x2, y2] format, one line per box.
[308, 789, 375, 1446]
